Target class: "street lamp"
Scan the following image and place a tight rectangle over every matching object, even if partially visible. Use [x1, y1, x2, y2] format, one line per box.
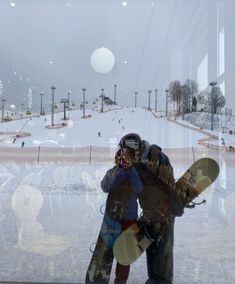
[209, 81, 217, 131]
[181, 85, 187, 120]
[134, 91, 138, 108]
[67, 91, 71, 110]
[165, 89, 169, 117]
[148, 90, 152, 110]
[100, 88, 105, 112]
[154, 89, 158, 113]
[1, 99, 6, 122]
[82, 88, 86, 118]
[40, 92, 44, 115]
[50, 86, 56, 126]
[114, 84, 117, 105]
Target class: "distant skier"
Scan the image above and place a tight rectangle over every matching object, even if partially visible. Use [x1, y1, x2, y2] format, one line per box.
[98, 132, 101, 137]
[21, 141, 25, 148]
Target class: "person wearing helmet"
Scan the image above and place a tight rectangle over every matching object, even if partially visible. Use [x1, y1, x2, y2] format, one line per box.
[118, 133, 142, 162]
[86, 146, 143, 284]
[103, 146, 143, 284]
[119, 133, 184, 284]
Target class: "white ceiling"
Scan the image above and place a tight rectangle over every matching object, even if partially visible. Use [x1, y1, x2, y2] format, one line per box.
[0, 0, 206, 110]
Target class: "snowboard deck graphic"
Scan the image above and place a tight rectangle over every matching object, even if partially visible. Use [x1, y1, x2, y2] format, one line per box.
[113, 157, 220, 266]
[85, 214, 121, 283]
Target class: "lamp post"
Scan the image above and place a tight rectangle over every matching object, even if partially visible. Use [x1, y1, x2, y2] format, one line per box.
[82, 88, 86, 118]
[100, 88, 104, 112]
[50, 86, 56, 126]
[165, 89, 169, 117]
[67, 91, 71, 110]
[1, 99, 6, 122]
[114, 84, 117, 105]
[154, 89, 158, 113]
[209, 81, 217, 131]
[40, 92, 44, 115]
[148, 90, 152, 110]
[134, 91, 138, 108]
[181, 85, 187, 120]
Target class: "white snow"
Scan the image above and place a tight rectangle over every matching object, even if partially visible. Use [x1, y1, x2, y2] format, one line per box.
[0, 107, 234, 284]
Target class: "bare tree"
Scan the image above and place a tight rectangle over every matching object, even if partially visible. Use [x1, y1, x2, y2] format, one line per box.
[192, 96, 197, 111]
[197, 92, 208, 111]
[169, 80, 182, 114]
[184, 79, 199, 112]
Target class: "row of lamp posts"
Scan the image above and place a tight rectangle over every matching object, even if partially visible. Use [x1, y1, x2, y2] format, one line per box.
[135, 89, 158, 112]
[1, 81, 217, 129]
[49, 81, 217, 129]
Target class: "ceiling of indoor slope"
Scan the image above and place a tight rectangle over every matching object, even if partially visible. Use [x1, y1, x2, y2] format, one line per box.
[0, 0, 207, 110]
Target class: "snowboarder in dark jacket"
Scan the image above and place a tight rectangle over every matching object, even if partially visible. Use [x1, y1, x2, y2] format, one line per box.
[118, 133, 184, 284]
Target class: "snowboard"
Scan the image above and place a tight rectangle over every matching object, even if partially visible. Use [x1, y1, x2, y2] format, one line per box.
[85, 214, 121, 283]
[85, 174, 135, 283]
[113, 157, 220, 266]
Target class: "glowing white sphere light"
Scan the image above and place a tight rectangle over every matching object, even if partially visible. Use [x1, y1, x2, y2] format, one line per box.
[90, 47, 115, 74]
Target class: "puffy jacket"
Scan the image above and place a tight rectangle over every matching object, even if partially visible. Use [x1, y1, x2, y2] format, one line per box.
[137, 141, 184, 222]
[101, 166, 143, 220]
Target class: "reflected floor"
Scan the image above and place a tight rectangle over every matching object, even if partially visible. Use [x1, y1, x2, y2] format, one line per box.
[0, 159, 234, 284]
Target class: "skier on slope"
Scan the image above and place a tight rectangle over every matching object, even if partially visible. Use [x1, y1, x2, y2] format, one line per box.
[118, 133, 184, 284]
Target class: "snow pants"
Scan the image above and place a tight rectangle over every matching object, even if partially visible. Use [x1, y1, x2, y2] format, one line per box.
[114, 219, 136, 284]
[145, 218, 174, 284]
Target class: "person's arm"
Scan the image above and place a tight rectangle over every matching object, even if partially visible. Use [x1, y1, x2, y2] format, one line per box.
[129, 167, 143, 193]
[101, 167, 128, 193]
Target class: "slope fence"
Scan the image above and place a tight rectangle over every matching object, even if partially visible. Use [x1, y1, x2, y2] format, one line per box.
[0, 146, 234, 166]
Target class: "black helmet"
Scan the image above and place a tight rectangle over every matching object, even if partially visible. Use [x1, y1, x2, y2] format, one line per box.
[119, 133, 141, 151]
